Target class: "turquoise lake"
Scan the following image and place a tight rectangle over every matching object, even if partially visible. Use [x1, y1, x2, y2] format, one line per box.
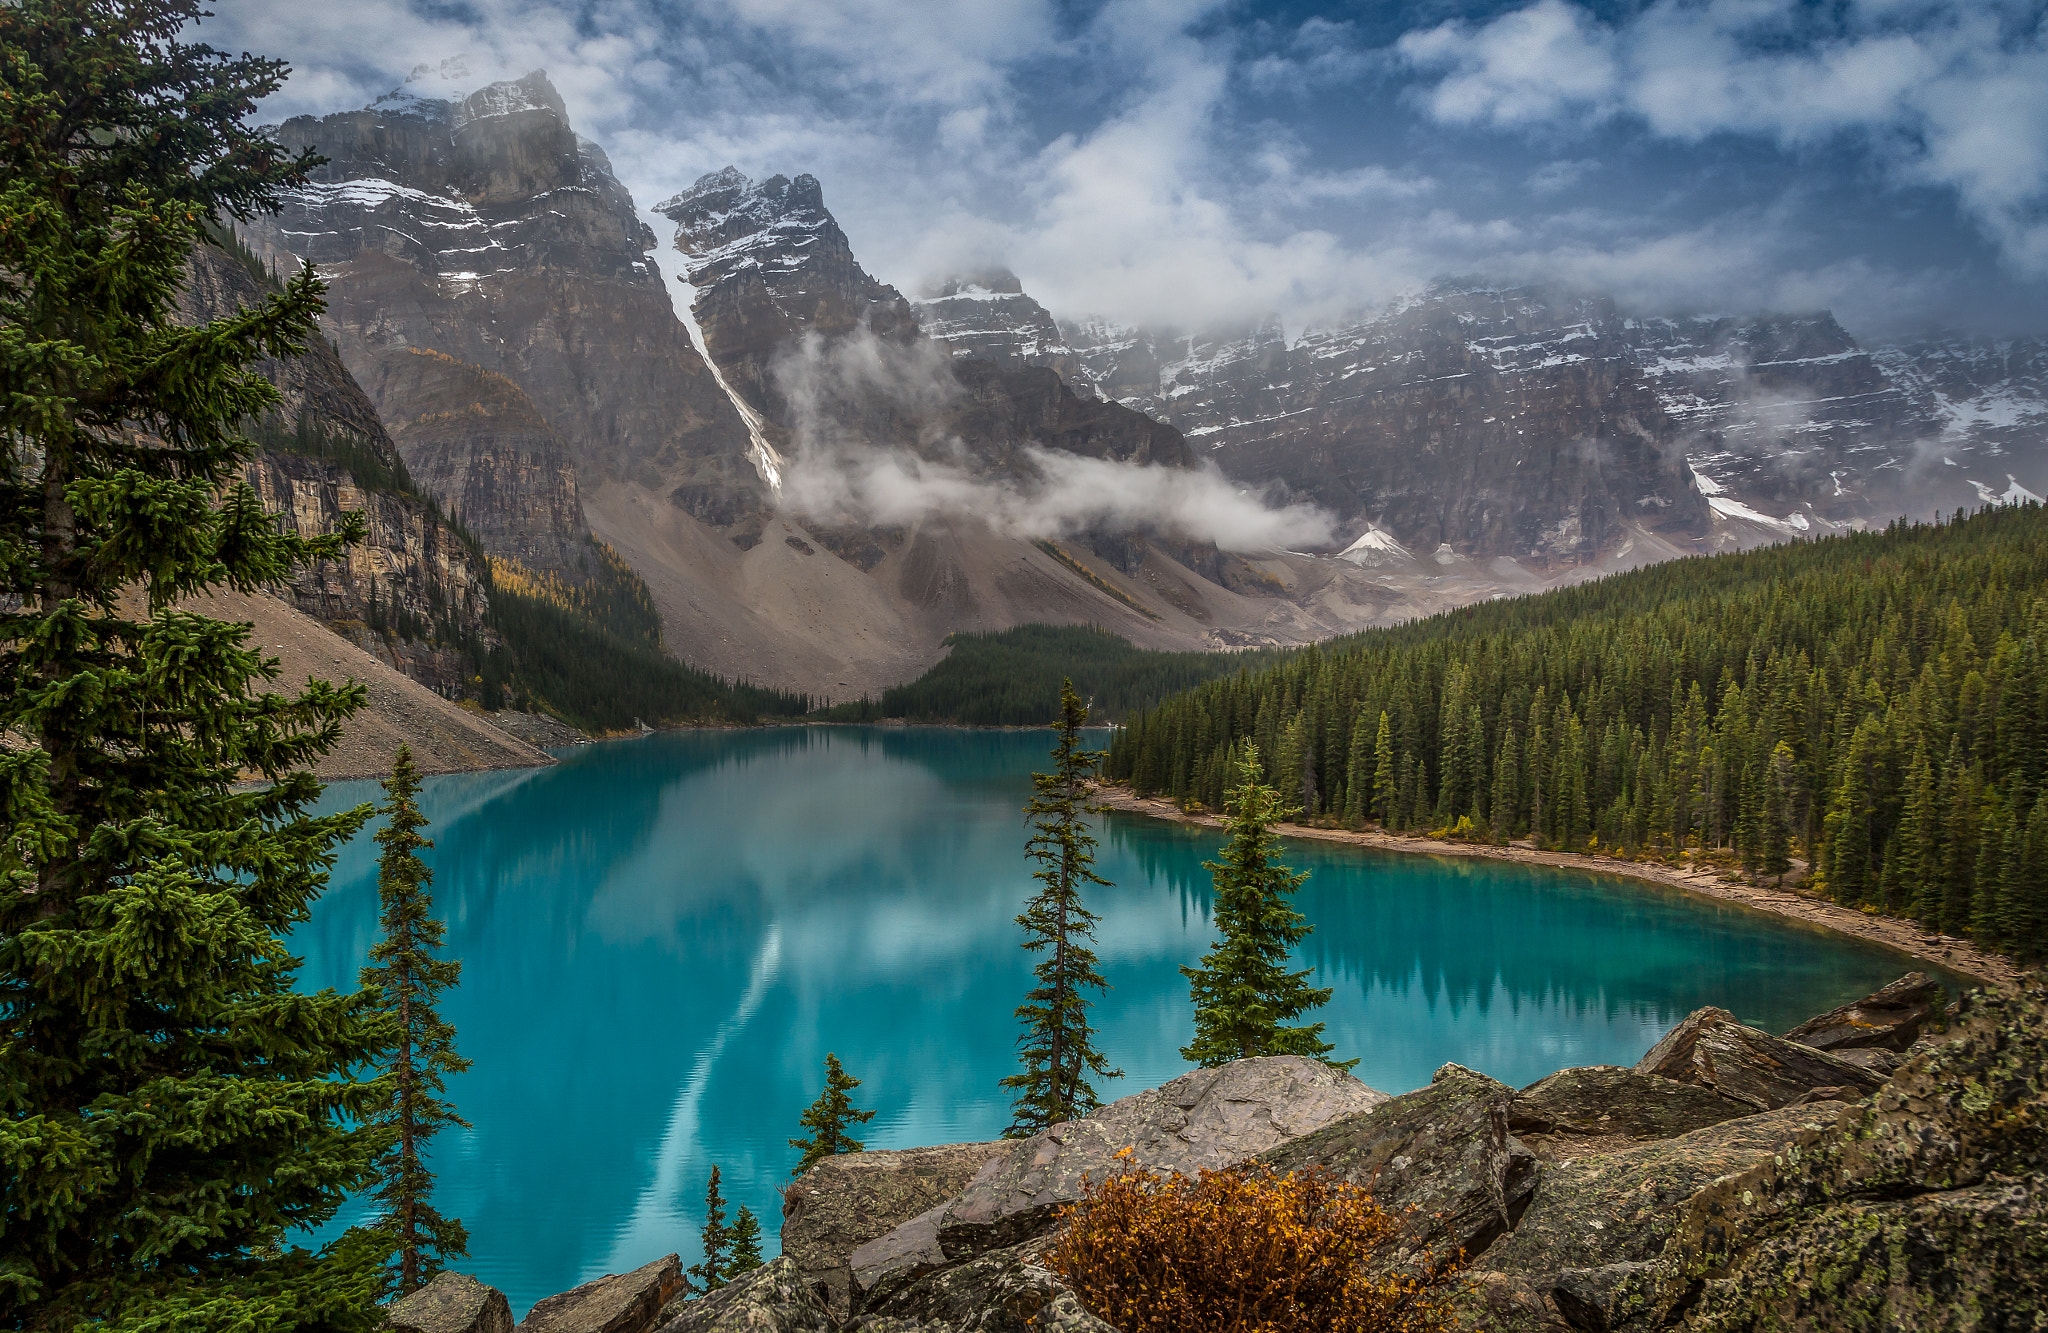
[296, 726, 1930, 1315]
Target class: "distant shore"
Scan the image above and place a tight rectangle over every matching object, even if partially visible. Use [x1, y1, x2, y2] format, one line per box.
[1089, 782, 2025, 992]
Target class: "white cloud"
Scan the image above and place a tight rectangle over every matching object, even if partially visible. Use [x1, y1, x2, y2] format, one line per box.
[1397, 0, 2048, 278]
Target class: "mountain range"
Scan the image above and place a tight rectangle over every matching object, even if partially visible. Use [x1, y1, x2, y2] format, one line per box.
[219, 67, 2048, 707]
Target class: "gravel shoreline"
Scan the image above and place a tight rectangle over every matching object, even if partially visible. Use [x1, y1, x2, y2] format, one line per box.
[1090, 782, 2025, 992]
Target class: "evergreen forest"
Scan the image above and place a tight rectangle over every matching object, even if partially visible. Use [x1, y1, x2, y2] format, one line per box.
[813, 624, 1281, 725]
[1106, 504, 2048, 960]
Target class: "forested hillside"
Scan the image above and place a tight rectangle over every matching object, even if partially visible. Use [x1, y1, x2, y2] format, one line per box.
[814, 624, 1280, 725]
[1107, 504, 2048, 959]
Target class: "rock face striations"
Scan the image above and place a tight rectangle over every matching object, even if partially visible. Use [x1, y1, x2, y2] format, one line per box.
[180, 240, 494, 693]
[250, 66, 759, 552]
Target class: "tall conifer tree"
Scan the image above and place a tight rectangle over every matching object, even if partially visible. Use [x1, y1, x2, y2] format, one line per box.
[1181, 747, 1351, 1069]
[1371, 712, 1396, 826]
[687, 1167, 730, 1295]
[362, 747, 471, 1298]
[0, 3, 391, 1325]
[1003, 680, 1121, 1135]
[789, 1053, 875, 1175]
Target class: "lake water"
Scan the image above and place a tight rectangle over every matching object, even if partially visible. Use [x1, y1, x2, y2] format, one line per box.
[295, 726, 1930, 1315]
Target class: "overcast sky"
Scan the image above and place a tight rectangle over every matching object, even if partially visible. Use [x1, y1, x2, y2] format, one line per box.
[202, 0, 2048, 340]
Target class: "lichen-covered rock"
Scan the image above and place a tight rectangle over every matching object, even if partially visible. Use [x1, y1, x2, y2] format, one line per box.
[929, 1056, 1385, 1262]
[387, 1271, 514, 1333]
[849, 1203, 953, 1315]
[654, 1258, 834, 1333]
[1459, 1105, 1842, 1330]
[1633, 1007, 1884, 1110]
[519, 1254, 683, 1333]
[1783, 971, 1943, 1054]
[1509, 1066, 1752, 1145]
[850, 1242, 1115, 1333]
[786, 1143, 1008, 1317]
[1262, 1063, 1537, 1274]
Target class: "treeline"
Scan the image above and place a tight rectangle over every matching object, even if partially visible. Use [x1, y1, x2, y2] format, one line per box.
[1106, 504, 2048, 960]
[815, 624, 1281, 725]
[483, 553, 807, 731]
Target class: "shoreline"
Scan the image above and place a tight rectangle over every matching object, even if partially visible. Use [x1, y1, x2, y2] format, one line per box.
[1089, 782, 2026, 992]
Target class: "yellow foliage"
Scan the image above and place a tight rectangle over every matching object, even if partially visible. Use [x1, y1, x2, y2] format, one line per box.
[1045, 1155, 1458, 1333]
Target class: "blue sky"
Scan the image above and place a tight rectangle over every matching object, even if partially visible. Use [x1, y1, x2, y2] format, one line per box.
[205, 1, 2048, 339]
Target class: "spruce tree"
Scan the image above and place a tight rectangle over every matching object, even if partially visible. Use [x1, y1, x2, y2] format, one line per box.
[789, 1053, 875, 1175]
[361, 747, 471, 1298]
[1371, 711, 1396, 826]
[0, 3, 391, 1326]
[1001, 680, 1122, 1136]
[1181, 746, 1352, 1070]
[687, 1167, 730, 1295]
[724, 1207, 765, 1281]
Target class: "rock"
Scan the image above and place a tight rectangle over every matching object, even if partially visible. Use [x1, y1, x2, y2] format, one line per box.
[849, 1202, 953, 1315]
[929, 1056, 1386, 1263]
[1783, 971, 1943, 1054]
[1825, 1046, 1904, 1075]
[851, 1241, 1116, 1333]
[1509, 1066, 1753, 1145]
[387, 1272, 515, 1333]
[654, 1259, 834, 1333]
[783, 1142, 1009, 1317]
[519, 1254, 683, 1333]
[1263, 1063, 1537, 1274]
[1633, 1007, 1885, 1110]
[1459, 1105, 1841, 1330]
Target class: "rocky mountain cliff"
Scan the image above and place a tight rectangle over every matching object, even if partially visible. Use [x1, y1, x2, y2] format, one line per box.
[180, 239, 494, 694]
[925, 281, 2047, 558]
[247, 66, 762, 542]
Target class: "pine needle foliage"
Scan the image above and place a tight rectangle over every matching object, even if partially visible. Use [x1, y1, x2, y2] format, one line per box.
[361, 747, 471, 1299]
[686, 1167, 730, 1296]
[789, 1053, 875, 1176]
[724, 1207, 765, 1281]
[1002, 680, 1121, 1135]
[1181, 747, 1350, 1069]
[1045, 1156, 1457, 1333]
[0, 3, 395, 1327]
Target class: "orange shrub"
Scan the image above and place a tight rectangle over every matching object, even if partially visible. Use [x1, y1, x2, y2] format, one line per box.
[1044, 1155, 1456, 1333]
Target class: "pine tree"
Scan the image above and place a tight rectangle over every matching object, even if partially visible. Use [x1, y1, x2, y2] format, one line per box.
[1181, 746, 1352, 1069]
[1001, 680, 1122, 1136]
[362, 747, 471, 1298]
[687, 1167, 730, 1295]
[1489, 724, 1521, 844]
[1371, 711, 1396, 826]
[724, 1207, 765, 1281]
[0, 4, 392, 1326]
[789, 1053, 876, 1176]
[1761, 742, 1794, 885]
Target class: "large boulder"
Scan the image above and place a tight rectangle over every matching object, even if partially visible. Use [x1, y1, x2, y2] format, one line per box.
[1459, 1104, 1843, 1331]
[654, 1258, 834, 1333]
[782, 1142, 1009, 1318]
[1263, 1063, 1538, 1274]
[1509, 1066, 1753, 1150]
[387, 1272, 515, 1333]
[520, 1255, 684, 1333]
[850, 1241, 1116, 1333]
[1782, 972, 1944, 1054]
[931, 1056, 1384, 1260]
[1633, 1007, 1884, 1110]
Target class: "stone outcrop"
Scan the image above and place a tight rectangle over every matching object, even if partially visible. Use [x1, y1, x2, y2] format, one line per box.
[386, 1271, 514, 1333]
[180, 240, 495, 695]
[655, 1258, 833, 1333]
[1782, 970, 1943, 1054]
[519, 1254, 682, 1333]
[1264, 1063, 1538, 1273]
[852, 1241, 1115, 1333]
[1634, 1006, 1886, 1110]
[912, 275, 1077, 382]
[1508, 1065, 1754, 1148]
[782, 1143, 1010, 1317]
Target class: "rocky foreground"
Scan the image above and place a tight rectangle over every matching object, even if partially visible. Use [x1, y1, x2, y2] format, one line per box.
[391, 973, 2045, 1333]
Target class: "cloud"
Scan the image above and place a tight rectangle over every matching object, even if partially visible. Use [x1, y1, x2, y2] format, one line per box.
[1397, 0, 2048, 279]
[771, 328, 1337, 551]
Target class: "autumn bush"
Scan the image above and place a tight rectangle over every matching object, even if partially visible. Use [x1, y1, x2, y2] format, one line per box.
[1045, 1156, 1458, 1333]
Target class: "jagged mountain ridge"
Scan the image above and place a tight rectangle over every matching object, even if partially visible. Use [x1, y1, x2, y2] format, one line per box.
[915, 281, 2048, 551]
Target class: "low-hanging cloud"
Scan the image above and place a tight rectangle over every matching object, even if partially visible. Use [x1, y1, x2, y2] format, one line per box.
[769, 328, 1337, 553]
